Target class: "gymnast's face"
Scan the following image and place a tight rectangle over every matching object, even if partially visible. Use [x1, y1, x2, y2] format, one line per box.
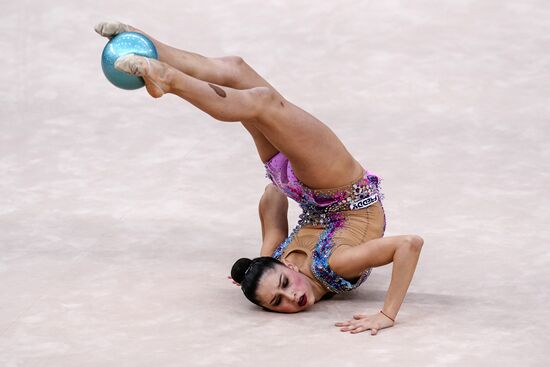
[255, 262, 315, 313]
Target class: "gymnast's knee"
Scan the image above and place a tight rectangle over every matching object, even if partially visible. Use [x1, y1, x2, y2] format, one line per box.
[221, 55, 246, 68]
[248, 86, 278, 117]
[218, 55, 247, 84]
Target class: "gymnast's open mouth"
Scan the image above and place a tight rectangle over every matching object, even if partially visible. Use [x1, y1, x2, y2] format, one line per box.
[298, 294, 307, 307]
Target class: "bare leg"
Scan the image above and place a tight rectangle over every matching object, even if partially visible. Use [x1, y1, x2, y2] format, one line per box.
[115, 55, 362, 189]
[95, 21, 279, 161]
[133, 31, 277, 92]
[98, 22, 362, 188]
[115, 55, 270, 121]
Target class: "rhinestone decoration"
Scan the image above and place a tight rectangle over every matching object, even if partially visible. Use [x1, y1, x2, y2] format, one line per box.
[266, 153, 383, 293]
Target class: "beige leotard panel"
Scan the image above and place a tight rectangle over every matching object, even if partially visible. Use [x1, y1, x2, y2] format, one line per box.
[282, 201, 385, 293]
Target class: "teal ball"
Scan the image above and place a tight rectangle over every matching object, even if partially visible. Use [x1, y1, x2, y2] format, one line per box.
[101, 32, 158, 90]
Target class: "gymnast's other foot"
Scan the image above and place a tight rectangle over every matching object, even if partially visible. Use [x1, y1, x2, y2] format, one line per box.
[114, 54, 172, 98]
[94, 21, 135, 38]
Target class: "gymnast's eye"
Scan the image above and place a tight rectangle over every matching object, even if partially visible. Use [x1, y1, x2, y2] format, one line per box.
[282, 277, 288, 288]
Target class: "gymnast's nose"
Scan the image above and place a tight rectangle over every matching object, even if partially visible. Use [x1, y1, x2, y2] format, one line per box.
[281, 289, 298, 303]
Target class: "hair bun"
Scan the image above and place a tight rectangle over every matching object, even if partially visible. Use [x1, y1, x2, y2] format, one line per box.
[231, 258, 253, 284]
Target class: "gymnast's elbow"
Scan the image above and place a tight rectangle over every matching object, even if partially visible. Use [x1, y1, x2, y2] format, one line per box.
[405, 235, 424, 253]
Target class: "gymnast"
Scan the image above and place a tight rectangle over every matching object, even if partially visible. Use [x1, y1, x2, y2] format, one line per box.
[95, 21, 424, 335]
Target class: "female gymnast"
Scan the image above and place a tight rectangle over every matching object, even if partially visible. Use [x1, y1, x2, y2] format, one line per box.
[95, 21, 424, 335]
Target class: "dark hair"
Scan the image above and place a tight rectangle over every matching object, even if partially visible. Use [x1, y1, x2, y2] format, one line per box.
[231, 257, 283, 307]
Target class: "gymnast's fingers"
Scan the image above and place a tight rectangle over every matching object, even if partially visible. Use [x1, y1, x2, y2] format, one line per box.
[350, 326, 367, 334]
[334, 321, 350, 327]
[338, 324, 357, 332]
[341, 324, 361, 332]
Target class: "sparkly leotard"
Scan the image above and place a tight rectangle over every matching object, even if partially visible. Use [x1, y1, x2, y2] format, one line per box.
[265, 152, 385, 294]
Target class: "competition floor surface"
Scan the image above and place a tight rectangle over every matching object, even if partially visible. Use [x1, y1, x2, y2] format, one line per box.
[1, 1, 549, 366]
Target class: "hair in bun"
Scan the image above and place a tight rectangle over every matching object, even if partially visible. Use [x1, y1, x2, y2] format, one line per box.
[231, 257, 253, 284]
[230, 256, 284, 307]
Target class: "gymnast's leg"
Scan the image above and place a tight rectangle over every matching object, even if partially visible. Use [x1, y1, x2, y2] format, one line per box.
[115, 54, 361, 189]
[96, 21, 279, 162]
[96, 22, 362, 188]
[95, 21, 277, 91]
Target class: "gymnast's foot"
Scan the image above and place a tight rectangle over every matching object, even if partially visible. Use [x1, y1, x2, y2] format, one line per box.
[94, 21, 135, 38]
[114, 54, 173, 98]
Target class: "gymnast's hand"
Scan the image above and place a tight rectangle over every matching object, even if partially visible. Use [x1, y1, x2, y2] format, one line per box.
[335, 312, 395, 335]
[227, 276, 241, 287]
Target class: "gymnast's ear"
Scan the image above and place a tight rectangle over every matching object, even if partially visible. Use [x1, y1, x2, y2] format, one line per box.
[282, 260, 299, 272]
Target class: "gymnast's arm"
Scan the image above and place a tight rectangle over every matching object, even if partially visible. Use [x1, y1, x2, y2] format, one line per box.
[330, 235, 424, 322]
[258, 184, 289, 257]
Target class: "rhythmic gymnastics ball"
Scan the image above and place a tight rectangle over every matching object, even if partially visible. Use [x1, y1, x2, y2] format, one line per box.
[101, 32, 158, 90]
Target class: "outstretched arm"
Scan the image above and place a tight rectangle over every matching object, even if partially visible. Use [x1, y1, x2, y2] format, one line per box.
[258, 184, 289, 256]
[228, 184, 288, 286]
[331, 235, 424, 335]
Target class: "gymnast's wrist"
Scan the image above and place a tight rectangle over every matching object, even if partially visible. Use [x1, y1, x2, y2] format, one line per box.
[380, 309, 396, 323]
